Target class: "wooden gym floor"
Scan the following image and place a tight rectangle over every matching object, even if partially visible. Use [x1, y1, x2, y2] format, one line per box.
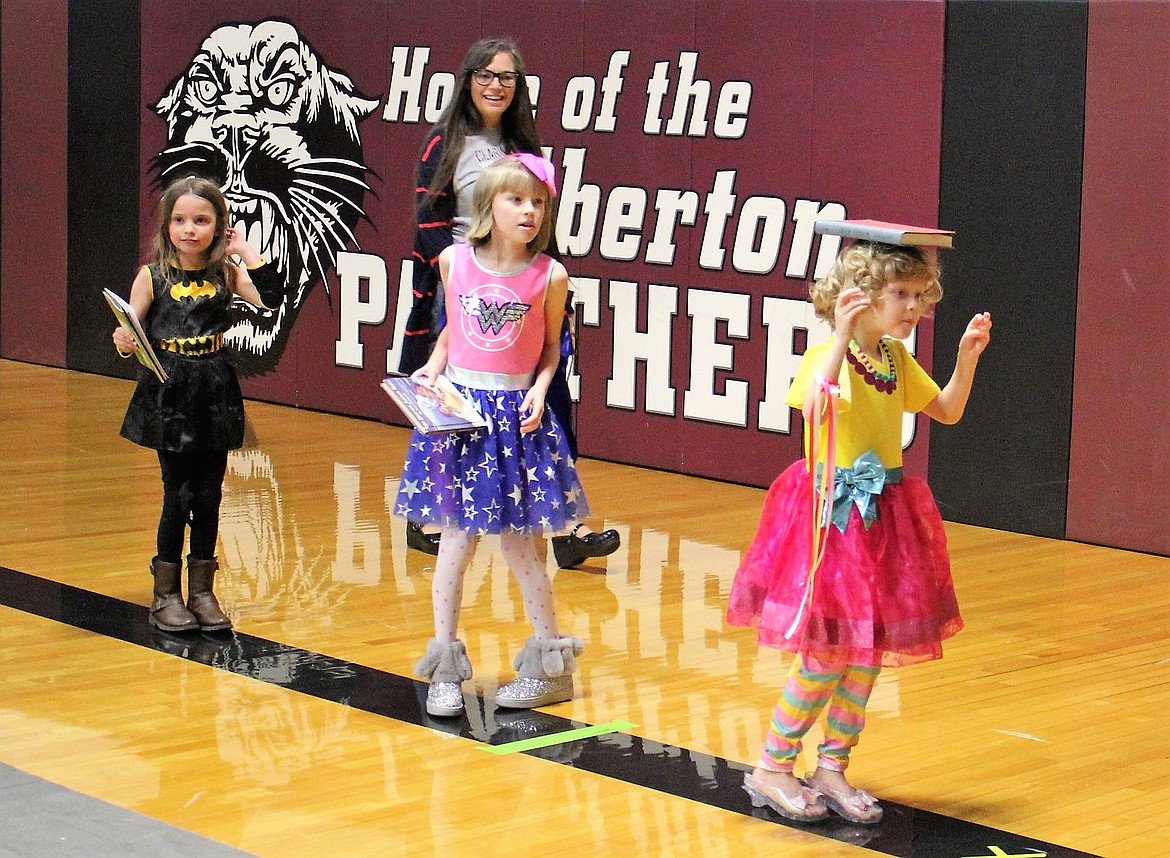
[0, 358, 1166, 857]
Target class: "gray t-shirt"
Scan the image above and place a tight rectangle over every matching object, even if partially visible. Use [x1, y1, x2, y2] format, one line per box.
[452, 130, 507, 241]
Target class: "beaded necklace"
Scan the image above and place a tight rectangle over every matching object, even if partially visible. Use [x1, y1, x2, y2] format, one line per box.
[846, 339, 897, 394]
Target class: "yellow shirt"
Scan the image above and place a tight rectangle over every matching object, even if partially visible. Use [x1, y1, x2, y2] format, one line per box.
[786, 338, 940, 469]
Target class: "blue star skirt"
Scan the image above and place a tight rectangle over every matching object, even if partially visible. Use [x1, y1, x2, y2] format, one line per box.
[394, 382, 589, 535]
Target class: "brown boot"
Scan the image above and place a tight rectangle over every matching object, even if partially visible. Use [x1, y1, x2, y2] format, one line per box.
[149, 557, 199, 632]
[186, 556, 232, 632]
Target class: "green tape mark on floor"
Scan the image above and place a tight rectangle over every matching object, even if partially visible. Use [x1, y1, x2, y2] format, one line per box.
[480, 720, 638, 755]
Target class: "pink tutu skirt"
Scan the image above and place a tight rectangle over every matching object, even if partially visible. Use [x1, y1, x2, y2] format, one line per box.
[727, 461, 962, 668]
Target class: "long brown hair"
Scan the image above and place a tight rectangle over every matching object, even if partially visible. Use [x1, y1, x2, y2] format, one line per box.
[151, 175, 236, 292]
[424, 37, 542, 201]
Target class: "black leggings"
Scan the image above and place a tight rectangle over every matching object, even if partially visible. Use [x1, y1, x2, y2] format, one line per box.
[156, 449, 228, 563]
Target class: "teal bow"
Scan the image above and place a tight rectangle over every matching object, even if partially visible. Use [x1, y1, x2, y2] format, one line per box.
[822, 451, 902, 534]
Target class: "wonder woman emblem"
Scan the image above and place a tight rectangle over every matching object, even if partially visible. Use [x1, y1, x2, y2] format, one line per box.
[459, 294, 531, 335]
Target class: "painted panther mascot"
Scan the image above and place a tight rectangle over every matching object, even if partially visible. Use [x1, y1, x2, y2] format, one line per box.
[154, 20, 379, 374]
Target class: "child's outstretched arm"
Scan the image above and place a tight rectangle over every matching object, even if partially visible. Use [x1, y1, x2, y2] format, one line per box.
[923, 312, 993, 424]
[519, 262, 570, 434]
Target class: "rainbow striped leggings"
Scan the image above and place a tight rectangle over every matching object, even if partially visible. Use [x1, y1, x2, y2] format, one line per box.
[760, 654, 881, 773]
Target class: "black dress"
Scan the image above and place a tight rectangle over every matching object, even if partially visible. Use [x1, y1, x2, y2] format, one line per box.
[120, 264, 245, 452]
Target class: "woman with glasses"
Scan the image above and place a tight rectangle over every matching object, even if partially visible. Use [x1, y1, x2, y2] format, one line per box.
[397, 37, 620, 569]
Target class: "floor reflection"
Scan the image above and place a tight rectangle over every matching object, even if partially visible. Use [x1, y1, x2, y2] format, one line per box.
[94, 436, 1091, 858]
[0, 561, 1099, 857]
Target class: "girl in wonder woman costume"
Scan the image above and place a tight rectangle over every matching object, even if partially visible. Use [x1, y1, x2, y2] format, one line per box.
[728, 240, 992, 824]
[394, 154, 587, 718]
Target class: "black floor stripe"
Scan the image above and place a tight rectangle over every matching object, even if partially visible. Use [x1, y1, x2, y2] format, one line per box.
[0, 566, 1099, 858]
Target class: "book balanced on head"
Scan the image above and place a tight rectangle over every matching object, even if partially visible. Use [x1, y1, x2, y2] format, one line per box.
[814, 218, 954, 249]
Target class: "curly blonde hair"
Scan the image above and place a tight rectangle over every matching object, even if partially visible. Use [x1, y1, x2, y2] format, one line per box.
[810, 241, 942, 326]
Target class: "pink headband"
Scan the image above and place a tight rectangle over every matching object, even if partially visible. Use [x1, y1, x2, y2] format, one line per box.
[512, 153, 557, 196]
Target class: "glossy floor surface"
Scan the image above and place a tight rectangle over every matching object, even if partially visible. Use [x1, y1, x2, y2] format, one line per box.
[1, 359, 1166, 857]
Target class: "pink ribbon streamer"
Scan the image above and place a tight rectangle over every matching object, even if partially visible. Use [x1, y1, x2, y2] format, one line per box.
[784, 375, 838, 642]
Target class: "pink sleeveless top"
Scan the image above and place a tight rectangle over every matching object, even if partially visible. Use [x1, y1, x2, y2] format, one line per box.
[445, 244, 554, 379]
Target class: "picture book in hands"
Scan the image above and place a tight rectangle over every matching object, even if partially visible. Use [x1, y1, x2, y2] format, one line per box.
[102, 288, 168, 383]
[381, 374, 489, 435]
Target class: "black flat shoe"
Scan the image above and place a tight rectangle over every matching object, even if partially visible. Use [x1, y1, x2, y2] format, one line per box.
[579, 528, 620, 555]
[551, 524, 620, 569]
[407, 521, 441, 556]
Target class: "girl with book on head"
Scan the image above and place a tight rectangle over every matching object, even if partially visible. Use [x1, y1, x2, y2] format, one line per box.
[727, 240, 992, 824]
[398, 36, 619, 570]
[394, 154, 587, 717]
[112, 175, 284, 634]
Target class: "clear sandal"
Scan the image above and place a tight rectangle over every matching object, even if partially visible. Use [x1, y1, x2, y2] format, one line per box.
[743, 772, 828, 822]
[804, 768, 883, 824]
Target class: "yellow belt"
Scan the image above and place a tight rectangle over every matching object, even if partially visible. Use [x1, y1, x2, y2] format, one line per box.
[157, 333, 224, 356]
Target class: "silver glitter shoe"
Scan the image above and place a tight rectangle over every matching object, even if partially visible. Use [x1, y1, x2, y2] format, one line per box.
[415, 638, 473, 718]
[495, 674, 573, 709]
[426, 681, 465, 717]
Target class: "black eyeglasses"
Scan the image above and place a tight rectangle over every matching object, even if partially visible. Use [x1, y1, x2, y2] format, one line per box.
[472, 68, 519, 88]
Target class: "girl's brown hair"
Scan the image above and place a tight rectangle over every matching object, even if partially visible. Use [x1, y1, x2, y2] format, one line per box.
[151, 175, 236, 292]
[423, 37, 542, 202]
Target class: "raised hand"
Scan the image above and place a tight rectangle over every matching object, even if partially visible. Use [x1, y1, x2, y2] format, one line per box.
[834, 287, 871, 343]
[958, 312, 993, 361]
[224, 224, 263, 267]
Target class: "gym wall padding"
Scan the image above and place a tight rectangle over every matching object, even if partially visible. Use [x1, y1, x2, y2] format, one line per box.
[5, 0, 1169, 556]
